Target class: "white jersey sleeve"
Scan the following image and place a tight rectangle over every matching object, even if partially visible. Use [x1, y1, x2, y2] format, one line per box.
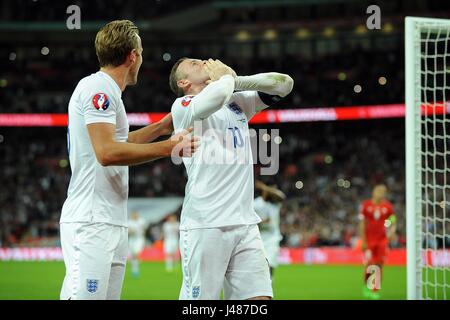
[171, 95, 195, 131]
[82, 86, 120, 126]
[171, 74, 235, 130]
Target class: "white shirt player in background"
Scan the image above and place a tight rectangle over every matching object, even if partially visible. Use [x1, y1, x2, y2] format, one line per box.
[169, 58, 293, 300]
[128, 211, 147, 277]
[162, 214, 180, 272]
[59, 20, 198, 300]
[253, 180, 286, 278]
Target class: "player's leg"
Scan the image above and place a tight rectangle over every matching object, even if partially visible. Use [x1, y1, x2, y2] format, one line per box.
[265, 242, 279, 280]
[167, 253, 174, 272]
[179, 228, 233, 300]
[370, 242, 388, 298]
[224, 225, 273, 300]
[69, 222, 117, 300]
[131, 253, 139, 277]
[364, 244, 383, 299]
[60, 222, 78, 300]
[164, 240, 175, 272]
[362, 245, 374, 298]
[106, 226, 128, 300]
[130, 237, 143, 277]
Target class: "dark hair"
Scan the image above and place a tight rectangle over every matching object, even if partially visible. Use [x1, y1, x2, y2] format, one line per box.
[169, 57, 188, 97]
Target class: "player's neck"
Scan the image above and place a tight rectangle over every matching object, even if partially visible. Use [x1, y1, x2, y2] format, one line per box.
[186, 83, 207, 96]
[100, 66, 128, 92]
[372, 198, 382, 204]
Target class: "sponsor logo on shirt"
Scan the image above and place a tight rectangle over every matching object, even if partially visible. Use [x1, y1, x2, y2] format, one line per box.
[92, 93, 110, 110]
[181, 96, 193, 107]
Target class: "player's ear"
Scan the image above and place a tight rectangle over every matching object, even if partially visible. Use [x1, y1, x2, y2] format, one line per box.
[177, 79, 190, 91]
[126, 49, 137, 66]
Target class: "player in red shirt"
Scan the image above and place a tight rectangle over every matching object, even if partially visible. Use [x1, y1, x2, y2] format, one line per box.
[358, 184, 397, 299]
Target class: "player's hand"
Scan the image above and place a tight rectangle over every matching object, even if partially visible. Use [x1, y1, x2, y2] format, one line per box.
[204, 59, 234, 84]
[169, 127, 200, 158]
[221, 61, 237, 79]
[158, 113, 174, 136]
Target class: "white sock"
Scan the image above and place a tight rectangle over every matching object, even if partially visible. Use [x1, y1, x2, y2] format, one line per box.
[131, 258, 139, 274]
[166, 256, 173, 271]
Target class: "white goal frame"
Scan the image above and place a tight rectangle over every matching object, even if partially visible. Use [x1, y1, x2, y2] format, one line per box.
[405, 16, 450, 300]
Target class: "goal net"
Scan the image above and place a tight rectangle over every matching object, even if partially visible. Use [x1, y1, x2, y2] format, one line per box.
[406, 17, 450, 300]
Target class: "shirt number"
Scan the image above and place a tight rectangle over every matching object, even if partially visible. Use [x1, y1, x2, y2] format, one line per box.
[228, 127, 244, 148]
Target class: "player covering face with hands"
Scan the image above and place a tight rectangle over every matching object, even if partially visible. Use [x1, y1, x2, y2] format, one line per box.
[169, 57, 293, 300]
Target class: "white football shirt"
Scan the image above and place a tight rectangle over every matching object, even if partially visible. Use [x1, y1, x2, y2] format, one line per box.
[254, 196, 282, 245]
[172, 91, 264, 230]
[60, 71, 130, 227]
[128, 218, 146, 239]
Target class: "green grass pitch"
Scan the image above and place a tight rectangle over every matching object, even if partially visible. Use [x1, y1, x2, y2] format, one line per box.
[0, 261, 409, 300]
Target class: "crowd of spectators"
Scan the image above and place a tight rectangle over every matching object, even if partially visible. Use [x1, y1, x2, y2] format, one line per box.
[0, 120, 412, 249]
[0, 43, 404, 114]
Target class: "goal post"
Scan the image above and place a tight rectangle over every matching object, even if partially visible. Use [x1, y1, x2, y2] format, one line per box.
[405, 16, 450, 300]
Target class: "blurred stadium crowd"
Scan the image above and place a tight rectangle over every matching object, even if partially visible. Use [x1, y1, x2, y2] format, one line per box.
[0, 45, 403, 114]
[0, 120, 412, 249]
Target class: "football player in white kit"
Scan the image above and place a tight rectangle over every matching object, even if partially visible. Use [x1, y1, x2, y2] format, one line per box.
[59, 20, 198, 300]
[162, 214, 180, 272]
[128, 211, 147, 277]
[254, 180, 286, 278]
[169, 58, 293, 300]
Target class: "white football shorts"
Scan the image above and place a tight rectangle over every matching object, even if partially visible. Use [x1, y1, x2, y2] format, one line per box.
[179, 224, 273, 300]
[129, 237, 145, 256]
[59, 222, 128, 300]
[164, 239, 179, 255]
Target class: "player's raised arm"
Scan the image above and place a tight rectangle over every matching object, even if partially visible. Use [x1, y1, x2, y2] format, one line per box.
[235, 72, 294, 99]
[255, 180, 286, 203]
[189, 60, 235, 120]
[217, 61, 293, 119]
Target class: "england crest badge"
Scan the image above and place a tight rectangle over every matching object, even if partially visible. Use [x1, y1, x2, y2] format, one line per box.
[227, 102, 242, 115]
[192, 286, 200, 299]
[86, 279, 99, 294]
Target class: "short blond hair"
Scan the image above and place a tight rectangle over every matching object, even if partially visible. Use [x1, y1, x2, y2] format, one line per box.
[95, 20, 139, 67]
[169, 57, 188, 97]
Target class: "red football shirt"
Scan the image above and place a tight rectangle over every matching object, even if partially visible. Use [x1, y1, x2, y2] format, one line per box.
[359, 199, 394, 245]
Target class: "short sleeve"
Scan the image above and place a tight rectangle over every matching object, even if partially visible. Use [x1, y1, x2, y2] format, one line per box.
[171, 96, 195, 130]
[83, 89, 118, 126]
[230, 91, 261, 120]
